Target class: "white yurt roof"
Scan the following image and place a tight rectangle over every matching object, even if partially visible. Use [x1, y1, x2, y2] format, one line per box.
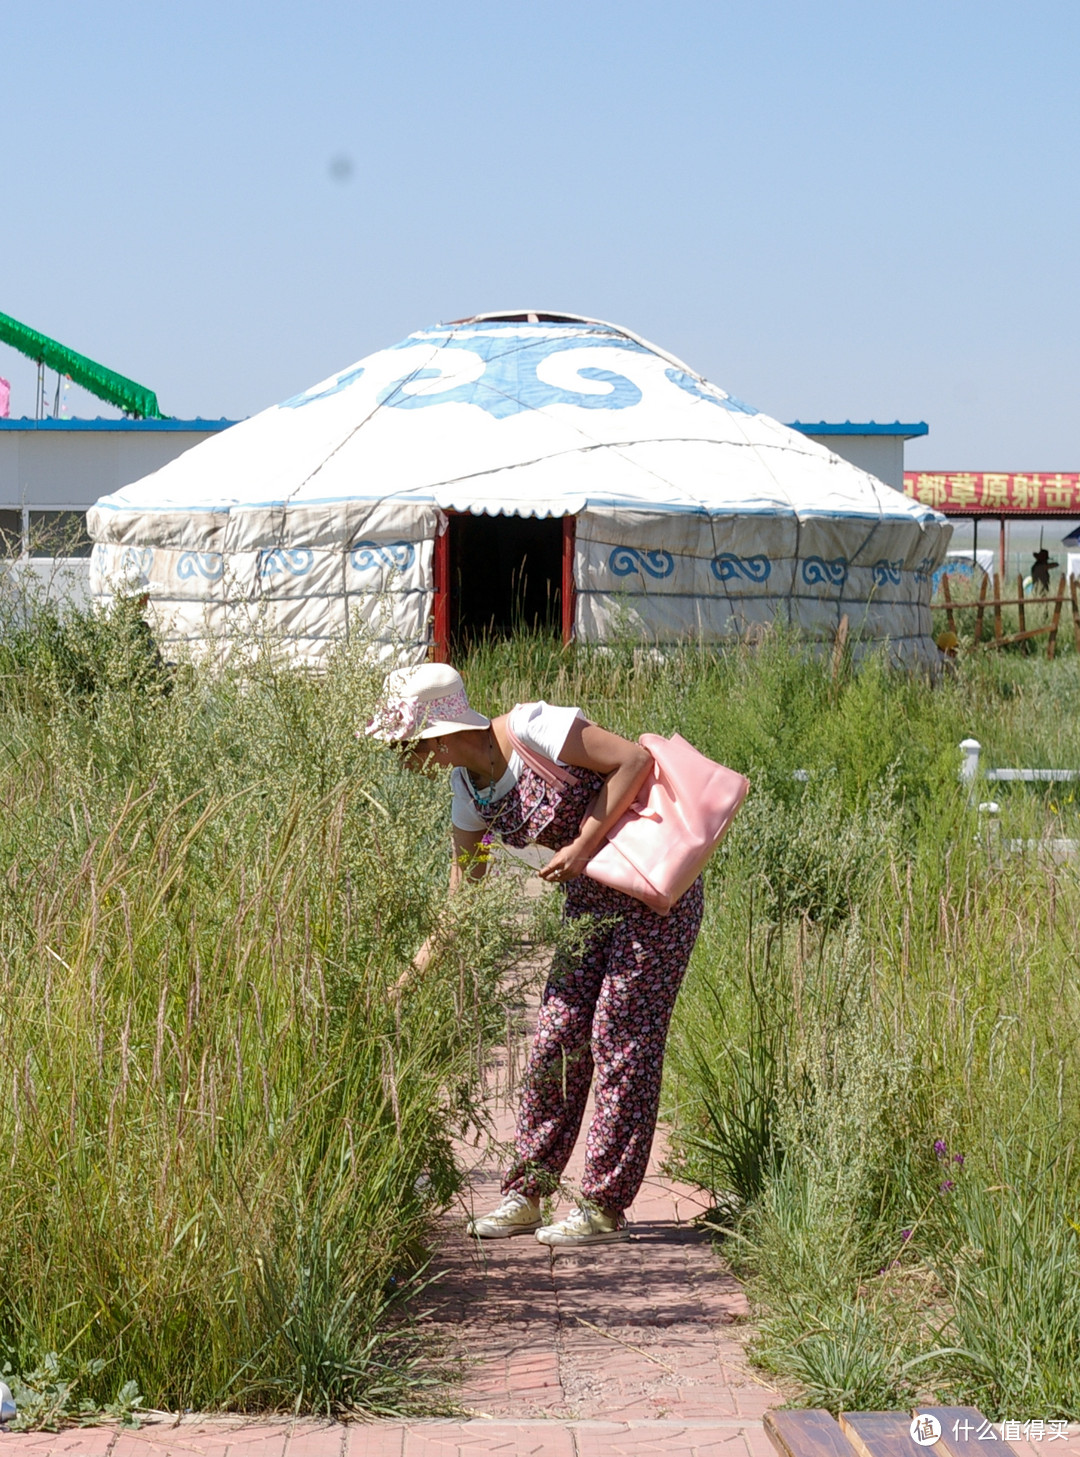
[90, 312, 942, 535]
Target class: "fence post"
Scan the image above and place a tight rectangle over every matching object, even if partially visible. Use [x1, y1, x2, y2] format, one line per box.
[993, 573, 1003, 644]
[978, 801, 1002, 861]
[974, 573, 988, 645]
[1047, 574, 1066, 661]
[959, 738, 982, 803]
[942, 574, 956, 636]
[1017, 574, 1027, 644]
[1070, 575, 1080, 655]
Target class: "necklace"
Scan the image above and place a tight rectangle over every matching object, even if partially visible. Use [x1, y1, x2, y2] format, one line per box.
[472, 731, 500, 806]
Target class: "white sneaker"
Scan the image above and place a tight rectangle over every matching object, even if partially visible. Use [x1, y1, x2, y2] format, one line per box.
[535, 1204, 628, 1246]
[467, 1190, 542, 1239]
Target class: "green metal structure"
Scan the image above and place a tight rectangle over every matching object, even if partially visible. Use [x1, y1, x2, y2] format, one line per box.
[0, 310, 165, 419]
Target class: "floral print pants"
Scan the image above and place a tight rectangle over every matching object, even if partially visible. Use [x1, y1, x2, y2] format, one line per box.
[504, 873, 704, 1214]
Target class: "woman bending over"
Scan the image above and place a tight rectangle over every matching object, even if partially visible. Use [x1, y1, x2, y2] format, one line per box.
[369, 663, 704, 1247]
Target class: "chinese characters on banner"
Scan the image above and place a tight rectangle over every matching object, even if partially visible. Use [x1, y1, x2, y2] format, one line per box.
[904, 472, 1080, 514]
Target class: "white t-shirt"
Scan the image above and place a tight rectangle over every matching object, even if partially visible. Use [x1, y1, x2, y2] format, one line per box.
[450, 701, 587, 832]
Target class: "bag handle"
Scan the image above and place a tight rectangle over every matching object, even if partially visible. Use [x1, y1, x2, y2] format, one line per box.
[505, 713, 580, 789]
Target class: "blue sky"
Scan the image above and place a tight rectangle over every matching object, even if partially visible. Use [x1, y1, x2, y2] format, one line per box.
[4, 0, 1079, 469]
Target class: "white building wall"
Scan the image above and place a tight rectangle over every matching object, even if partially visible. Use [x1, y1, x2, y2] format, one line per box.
[0, 424, 232, 512]
[799, 433, 906, 491]
[0, 423, 235, 605]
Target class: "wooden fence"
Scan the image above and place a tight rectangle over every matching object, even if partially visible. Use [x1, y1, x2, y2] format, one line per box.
[935, 572, 1080, 658]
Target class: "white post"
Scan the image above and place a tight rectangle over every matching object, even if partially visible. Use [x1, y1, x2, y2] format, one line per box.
[977, 800, 1001, 860]
[959, 738, 982, 788]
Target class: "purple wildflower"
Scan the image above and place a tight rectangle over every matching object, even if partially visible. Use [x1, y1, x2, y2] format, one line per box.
[940, 1180, 955, 1193]
[901, 1229, 912, 1241]
[953, 1153, 965, 1166]
[933, 1139, 948, 1158]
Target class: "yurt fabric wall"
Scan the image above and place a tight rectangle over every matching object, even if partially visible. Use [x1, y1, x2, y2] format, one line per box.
[88, 315, 951, 667]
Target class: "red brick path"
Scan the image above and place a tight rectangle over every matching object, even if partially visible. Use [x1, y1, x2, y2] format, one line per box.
[429, 1024, 774, 1425]
[0, 1417, 779, 1455]
[5, 1421, 1077, 1456]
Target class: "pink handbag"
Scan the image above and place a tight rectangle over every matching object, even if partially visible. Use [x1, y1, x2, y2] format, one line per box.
[506, 724, 750, 915]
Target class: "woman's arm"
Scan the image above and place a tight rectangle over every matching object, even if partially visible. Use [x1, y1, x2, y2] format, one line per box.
[538, 720, 653, 884]
[450, 825, 491, 892]
[404, 827, 488, 989]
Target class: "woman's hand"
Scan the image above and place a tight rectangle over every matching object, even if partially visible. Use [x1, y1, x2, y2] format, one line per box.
[450, 826, 491, 891]
[537, 723, 653, 887]
[390, 933, 435, 1002]
[538, 840, 593, 885]
[411, 935, 436, 976]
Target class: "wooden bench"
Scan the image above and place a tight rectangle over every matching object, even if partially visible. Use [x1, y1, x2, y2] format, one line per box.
[766, 1407, 1043, 1457]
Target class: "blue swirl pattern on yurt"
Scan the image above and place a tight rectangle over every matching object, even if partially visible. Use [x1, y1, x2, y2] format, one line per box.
[871, 559, 904, 587]
[609, 546, 675, 579]
[280, 366, 366, 409]
[710, 553, 771, 583]
[350, 540, 416, 572]
[801, 556, 849, 589]
[377, 334, 643, 419]
[260, 548, 314, 578]
[120, 547, 154, 585]
[177, 552, 224, 581]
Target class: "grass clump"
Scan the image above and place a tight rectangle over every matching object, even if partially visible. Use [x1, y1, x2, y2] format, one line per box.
[0, 590, 534, 1418]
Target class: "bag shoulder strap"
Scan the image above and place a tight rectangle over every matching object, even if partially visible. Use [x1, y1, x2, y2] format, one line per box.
[505, 712, 579, 789]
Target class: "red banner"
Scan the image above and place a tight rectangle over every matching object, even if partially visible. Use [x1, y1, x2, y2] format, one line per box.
[903, 471, 1080, 515]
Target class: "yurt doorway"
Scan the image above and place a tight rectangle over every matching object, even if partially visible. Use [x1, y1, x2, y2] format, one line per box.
[433, 513, 576, 657]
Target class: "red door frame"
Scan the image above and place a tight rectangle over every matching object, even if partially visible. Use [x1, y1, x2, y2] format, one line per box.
[430, 512, 577, 662]
[432, 520, 451, 663]
[561, 514, 576, 647]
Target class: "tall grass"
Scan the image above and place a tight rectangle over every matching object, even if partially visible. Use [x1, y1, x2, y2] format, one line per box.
[0, 588, 535, 1417]
[463, 629, 1080, 1417]
[4, 594, 1078, 1419]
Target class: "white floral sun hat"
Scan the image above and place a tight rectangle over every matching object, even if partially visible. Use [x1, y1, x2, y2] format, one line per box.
[366, 663, 490, 742]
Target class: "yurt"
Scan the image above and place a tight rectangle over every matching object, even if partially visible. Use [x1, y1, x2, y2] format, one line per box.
[88, 312, 951, 667]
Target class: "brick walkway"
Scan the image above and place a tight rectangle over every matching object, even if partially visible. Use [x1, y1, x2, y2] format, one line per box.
[0, 1417, 779, 1455]
[4, 1419, 1076, 1456]
[428, 1022, 773, 1425]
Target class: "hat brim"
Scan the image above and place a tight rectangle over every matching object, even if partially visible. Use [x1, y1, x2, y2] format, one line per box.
[415, 709, 491, 739]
